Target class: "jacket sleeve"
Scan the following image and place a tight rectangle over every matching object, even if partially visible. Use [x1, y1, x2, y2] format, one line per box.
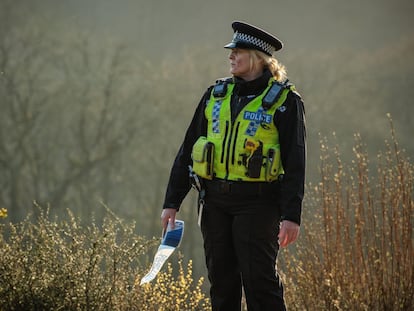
[162, 88, 211, 211]
[275, 91, 306, 225]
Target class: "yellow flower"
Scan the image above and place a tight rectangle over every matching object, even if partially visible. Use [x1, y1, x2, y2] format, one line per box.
[0, 208, 7, 218]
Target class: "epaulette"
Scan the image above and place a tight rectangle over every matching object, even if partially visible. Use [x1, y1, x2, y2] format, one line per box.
[262, 80, 286, 110]
[215, 76, 233, 84]
[212, 77, 233, 98]
[284, 80, 302, 98]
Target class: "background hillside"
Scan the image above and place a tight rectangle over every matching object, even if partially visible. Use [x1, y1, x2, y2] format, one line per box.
[1, 0, 413, 286]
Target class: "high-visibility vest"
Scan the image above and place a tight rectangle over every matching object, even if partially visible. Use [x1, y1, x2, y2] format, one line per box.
[192, 77, 293, 182]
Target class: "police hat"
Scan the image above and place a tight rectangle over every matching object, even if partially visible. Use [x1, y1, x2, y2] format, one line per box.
[224, 21, 283, 56]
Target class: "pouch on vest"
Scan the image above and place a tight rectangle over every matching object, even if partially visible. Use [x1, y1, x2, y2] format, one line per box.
[265, 145, 282, 182]
[191, 136, 215, 180]
[243, 138, 263, 179]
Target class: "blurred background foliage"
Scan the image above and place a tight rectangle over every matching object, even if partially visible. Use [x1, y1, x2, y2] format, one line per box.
[1, 0, 413, 297]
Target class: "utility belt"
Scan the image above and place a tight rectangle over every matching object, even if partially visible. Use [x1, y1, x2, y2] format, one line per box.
[203, 177, 282, 196]
[189, 166, 282, 227]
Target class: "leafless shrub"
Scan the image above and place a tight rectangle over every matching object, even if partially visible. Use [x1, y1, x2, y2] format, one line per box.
[280, 117, 413, 310]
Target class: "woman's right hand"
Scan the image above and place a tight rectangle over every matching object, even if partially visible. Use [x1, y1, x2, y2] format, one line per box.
[161, 208, 177, 232]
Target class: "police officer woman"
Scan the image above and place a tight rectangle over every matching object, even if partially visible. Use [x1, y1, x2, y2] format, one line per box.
[161, 21, 306, 311]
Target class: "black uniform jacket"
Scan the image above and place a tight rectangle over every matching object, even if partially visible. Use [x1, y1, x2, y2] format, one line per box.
[162, 69, 306, 225]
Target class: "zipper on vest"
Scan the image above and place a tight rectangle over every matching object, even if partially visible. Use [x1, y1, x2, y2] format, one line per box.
[231, 122, 240, 165]
[220, 121, 229, 164]
[224, 122, 234, 179]
[224, 119, 239, 179]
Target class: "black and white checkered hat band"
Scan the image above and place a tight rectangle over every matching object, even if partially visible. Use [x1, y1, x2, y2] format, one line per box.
[232, 31, 275, 55]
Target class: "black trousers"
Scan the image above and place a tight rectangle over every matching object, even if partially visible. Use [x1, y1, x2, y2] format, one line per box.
[200, 182, 286, 311]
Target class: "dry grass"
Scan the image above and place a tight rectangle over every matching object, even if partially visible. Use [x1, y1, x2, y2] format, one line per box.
[0, 206, 210, 310]
[280, 119, 413, 310]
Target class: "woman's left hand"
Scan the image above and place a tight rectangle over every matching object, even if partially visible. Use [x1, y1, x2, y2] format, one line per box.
[278, 220, 300, 248]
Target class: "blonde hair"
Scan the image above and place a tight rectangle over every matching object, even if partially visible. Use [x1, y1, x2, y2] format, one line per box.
[249, 50, 287, 82]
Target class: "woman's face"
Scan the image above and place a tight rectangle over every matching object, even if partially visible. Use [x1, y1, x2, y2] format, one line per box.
[229, 48, 263, 81]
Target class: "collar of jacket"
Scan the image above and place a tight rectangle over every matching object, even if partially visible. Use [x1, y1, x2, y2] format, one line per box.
[233, 68, 273, 96]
